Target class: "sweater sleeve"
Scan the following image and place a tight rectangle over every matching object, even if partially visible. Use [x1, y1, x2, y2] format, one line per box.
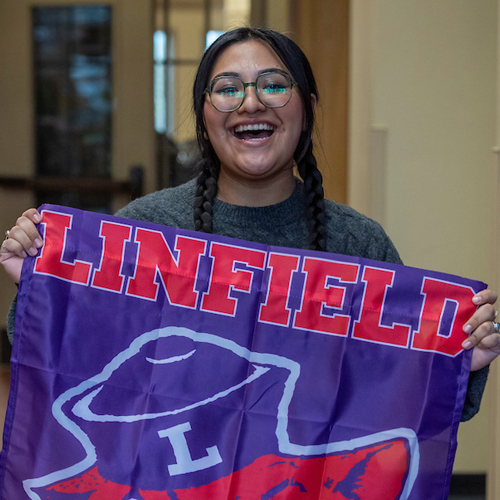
[461, 365, 489, 421]
[366, 229, 403, 265]
[6, 292, 16, 344]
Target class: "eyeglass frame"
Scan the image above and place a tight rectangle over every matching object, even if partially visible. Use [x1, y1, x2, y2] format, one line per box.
[204, 69, 299, 113]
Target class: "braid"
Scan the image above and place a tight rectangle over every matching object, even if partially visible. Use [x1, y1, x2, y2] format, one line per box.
[194, 159, 219, 233]
[297, 144, 327, 252]
[192, 28, 322, 245]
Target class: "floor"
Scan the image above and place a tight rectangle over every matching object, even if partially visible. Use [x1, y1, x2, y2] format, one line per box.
[448, 497, 484, 500]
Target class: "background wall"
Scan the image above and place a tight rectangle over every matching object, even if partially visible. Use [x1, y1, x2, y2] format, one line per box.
[349, 0, 498, 477]
[0, 0, 155, 339]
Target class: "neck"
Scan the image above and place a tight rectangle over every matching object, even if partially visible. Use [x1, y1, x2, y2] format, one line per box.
[217, 170, 296, 207]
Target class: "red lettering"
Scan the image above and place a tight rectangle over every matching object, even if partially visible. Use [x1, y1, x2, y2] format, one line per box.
[259, 253, 300, 326]
[201, 243, 266, 316]
[293, 258, 359, 336]
[352, 267, 411, 347]
[126, 230, 206, 307]
[91, 221, 132, 293]
[412, 278, 475, 356]
[34, 211, 92, 284]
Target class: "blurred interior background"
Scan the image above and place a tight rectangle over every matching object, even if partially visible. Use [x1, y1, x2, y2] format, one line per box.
[0, 1, 499, 498]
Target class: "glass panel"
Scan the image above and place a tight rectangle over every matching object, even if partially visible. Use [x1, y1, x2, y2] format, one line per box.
[32, 5, 112, 212]
[154, 0, 264, 189]
[154, 30, 168, 134]
[206, 30, 225, 49]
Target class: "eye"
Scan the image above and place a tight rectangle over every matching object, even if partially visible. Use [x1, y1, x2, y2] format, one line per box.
[216, 85, 241, 97]
[261, 83, 287, 95]
[212, 78, 244, 98]
[259, 73, 290, 95]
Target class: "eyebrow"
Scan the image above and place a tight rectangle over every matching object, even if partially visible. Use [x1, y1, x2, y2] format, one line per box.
[211, 67, 288, 80]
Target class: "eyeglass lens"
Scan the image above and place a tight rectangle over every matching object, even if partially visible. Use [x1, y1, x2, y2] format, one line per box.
[210, 72, 292, 112]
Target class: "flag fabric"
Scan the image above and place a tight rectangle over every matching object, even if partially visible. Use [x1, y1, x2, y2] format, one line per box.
[0, 205, 484, 499]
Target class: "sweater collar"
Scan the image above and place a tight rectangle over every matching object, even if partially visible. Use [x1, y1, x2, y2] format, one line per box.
[213, 179, 305, 229]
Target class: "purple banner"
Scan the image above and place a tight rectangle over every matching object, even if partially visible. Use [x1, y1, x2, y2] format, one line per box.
[0, 205, 485, 499]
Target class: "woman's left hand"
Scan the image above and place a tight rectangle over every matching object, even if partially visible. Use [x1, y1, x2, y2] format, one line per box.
[462, 289, 500, 371]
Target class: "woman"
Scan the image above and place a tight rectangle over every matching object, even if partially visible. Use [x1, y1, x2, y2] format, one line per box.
[1, 28, 499, 421]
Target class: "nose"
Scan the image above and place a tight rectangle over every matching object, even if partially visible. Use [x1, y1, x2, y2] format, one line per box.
[237, 85, 265, 113]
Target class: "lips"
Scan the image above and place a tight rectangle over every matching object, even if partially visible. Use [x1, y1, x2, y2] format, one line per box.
[232, 123, 276, 140]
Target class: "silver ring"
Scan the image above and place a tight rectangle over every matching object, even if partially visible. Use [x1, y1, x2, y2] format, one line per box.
[1, 230, 9, 252]
[493, 321, 500, 334]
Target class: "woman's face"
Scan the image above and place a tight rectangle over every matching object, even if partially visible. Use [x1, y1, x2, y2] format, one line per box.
[203, 40, 305, 191]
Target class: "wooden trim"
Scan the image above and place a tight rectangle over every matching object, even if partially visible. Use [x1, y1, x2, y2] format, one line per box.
[488, 363, 500, 499]
[251, 0, 267, 27]
[290, 0, 349, 204]
[0, 168, 143, 200]
[488, 148, 500, 500]
[489, 1, 500, 489]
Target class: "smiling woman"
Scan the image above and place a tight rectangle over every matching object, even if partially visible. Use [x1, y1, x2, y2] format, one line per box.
[1, 27, 499, 427]
[191, 28, 323, 247]
[203, 40, 305, 207]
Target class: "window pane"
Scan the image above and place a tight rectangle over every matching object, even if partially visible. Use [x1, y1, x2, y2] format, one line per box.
[32, 5, 113, 212]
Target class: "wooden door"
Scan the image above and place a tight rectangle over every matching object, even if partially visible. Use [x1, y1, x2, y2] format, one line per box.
[290, 0, 349, 205]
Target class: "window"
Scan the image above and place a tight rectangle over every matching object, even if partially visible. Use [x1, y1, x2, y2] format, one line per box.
[32, 5, 113, 212]
[153, 0, 253, 188]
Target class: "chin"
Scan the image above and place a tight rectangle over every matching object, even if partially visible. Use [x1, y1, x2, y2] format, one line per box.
[238, 159, 292, 177]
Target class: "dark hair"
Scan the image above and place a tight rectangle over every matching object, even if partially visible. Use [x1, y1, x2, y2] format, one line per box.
[193, 27, 326, 251]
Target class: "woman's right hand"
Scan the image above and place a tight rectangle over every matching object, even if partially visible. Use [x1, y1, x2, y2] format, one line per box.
[0, 209, 44, 284]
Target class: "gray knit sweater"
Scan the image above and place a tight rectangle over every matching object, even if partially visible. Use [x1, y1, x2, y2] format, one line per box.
[116, 178, 402, 262]
[7, 178, 488, 420]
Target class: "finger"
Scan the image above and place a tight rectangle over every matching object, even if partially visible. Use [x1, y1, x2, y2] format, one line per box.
[16, 214, 43, 244]
[21, 208, 42, 224]
[463, 317, 496, 349]
[476, 331, 500, 351]
[0, 235, 28, 258]
[17, 211, 43, 238]
[8, 221, 42, 257]
[463, 302, 496, 336]
[472, 289, 498, 306]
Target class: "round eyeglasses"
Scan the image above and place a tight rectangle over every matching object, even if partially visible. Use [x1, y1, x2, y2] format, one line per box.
[204, 70, 298, 113]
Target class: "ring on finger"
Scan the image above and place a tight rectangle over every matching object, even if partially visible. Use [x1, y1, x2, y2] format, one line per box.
[1, 230, 10, 252]
[493, 321, 500, 334]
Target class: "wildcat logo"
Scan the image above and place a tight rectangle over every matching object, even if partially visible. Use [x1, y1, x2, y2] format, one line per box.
[46, 441, 409, 499]
[23, 327, 418, 500]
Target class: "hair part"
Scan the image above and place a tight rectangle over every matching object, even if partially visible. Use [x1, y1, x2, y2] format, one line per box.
[192, 27, 326, 251]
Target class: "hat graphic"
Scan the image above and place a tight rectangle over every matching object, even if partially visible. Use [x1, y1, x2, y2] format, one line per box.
[22, 326, 419, 499]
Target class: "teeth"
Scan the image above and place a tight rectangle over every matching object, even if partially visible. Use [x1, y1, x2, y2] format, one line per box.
[234, 123, 275, 133]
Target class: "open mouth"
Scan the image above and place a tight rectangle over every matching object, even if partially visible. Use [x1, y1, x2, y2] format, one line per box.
[233, 123, 275, 140]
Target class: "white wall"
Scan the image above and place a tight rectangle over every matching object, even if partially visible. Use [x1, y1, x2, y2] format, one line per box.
[350, 0, 498, 474]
